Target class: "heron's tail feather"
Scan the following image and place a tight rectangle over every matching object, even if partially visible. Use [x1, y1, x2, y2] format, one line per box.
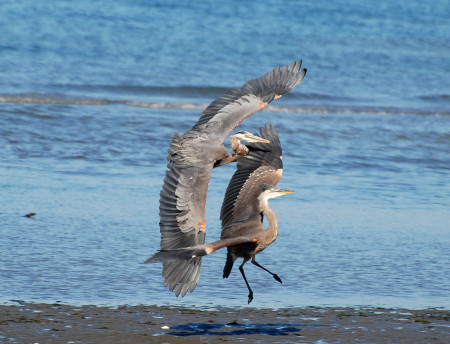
[145, 247, 208, 263]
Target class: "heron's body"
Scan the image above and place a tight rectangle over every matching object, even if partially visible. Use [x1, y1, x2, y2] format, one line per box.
[147, 61, 306, 299]
[219, 124, 291, 302]
[222, 205, 278, 264]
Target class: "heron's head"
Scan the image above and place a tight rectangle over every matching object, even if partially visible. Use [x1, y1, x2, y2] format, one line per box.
[260, 184, 295, 200]
[233, 131, 270, 143]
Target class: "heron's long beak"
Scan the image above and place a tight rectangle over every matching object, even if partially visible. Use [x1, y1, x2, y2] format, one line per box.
[244, 132, 270, 143]
[269, 188, 295, 197]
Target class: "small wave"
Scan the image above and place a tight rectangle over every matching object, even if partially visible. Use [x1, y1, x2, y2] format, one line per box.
[121, 100, 205, 110]
[48, 84, 227, 96]
[0, 95, 113, 106]
[419, 94, 450, 102]
[1, 95, 448, 116]
[0, 94, 207, 109]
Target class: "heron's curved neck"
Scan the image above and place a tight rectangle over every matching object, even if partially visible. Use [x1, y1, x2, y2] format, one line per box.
[258, 196, 279, 241]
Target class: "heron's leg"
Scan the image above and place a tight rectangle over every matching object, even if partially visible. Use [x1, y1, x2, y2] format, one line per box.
[214, 154, 237, 168]
[213, 142, 251, 168]
[213, 145, 238, 168]
[251, 257, 282, 283]
[238, 258, 253, 304]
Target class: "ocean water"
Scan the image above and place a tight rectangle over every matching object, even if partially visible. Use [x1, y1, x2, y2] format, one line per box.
[1, 0, 449, 309]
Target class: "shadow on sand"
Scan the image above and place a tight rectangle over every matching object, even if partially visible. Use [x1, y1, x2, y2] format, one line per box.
[167, 321, 327, 336]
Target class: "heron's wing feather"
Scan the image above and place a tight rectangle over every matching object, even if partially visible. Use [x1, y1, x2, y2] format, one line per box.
[193, 60, 306, 142]
[161, 257, 202, 297]
[220, 124, 283, 229]
[159, 166, 208, 296]
[156, 132, 214, 296]
[160, 164, 209, 243]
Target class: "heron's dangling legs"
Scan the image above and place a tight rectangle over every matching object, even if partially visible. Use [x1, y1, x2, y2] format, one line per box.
[213, 144, 240, 168]
[239, 258, 253, 304]
[214, 153, 238, 168]
[233, 143, 249, 156]
[214, 131, 269, 168]
[251, 257, 282, 283]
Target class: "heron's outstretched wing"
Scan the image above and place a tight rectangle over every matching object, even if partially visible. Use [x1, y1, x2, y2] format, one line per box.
[192, 60, 306, 142]
[220, 123, 283, 231]
[157, 132, 212, 297]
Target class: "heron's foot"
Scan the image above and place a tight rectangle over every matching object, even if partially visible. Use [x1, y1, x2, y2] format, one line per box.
[247, 291, 254, 304]
[273, 274, 282, 283]
[235, 144, 249, 156]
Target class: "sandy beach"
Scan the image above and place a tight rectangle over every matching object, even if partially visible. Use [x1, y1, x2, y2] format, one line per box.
[0, 303, 448, 343]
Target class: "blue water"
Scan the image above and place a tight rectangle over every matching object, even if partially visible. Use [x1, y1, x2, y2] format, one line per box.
[1, 0, 449, 310]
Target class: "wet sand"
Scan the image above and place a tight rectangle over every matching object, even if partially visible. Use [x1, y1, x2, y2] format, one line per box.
[0, 303, 448, 343]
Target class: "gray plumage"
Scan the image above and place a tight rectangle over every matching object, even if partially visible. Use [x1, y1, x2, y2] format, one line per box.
[146, 61, 306, 297]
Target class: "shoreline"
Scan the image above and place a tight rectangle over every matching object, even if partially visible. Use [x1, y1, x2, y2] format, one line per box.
[1, 303, 448, 343]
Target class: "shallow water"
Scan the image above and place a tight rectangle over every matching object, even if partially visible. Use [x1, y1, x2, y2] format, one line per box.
[1, 0, 449, 309]
[1, 105, 449, 309]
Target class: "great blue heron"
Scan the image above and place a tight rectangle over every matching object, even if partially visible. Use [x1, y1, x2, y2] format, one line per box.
[145, 60, 306, 299]
[148, 124, 293, 303]
[220, 123, 293, 303]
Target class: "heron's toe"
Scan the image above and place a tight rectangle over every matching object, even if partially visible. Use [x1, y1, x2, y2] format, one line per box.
[273, 274, 282, 283]
[247, 292, 253, 304]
